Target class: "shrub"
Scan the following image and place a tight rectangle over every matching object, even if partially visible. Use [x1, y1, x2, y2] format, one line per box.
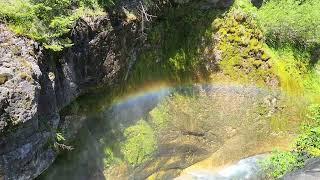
[296, 126, 320, 157]
[260, 150, 303, 179]
[295, 105, 320, 156]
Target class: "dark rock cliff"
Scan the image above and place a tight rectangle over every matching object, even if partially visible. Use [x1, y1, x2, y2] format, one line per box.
[0, 11, 144, 180]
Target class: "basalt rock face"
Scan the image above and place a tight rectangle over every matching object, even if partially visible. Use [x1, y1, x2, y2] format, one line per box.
[0, 24, 52, 180]
[0, 12, 143, 180]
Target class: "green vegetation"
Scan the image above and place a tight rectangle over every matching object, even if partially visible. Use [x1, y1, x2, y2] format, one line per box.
[256, 0, 320, 50]
[212, 9, 276, 85]
[127, 4, 224, 87]
[0, 0, 104, 51]
[269, 47, 320, 99]
[37, 0, 320, 177]
[149, 102, 170, 131]
[230, 0, 320, 177]
[260, 150, 303, 179]
[261, 104, 320, 179]
[56, 132, 66, 142]
[121, 120, 157, 165]
[212, 1, 320, 94]
[89, 2, 320, 175]
[103, 147, 122, 168]
[252, 0, 320, 99]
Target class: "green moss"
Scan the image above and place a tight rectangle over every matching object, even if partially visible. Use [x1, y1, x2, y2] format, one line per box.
[213, 9, 277, 86]
[267, 46, 320, 100]
[121, 120, 157, 166]
[149, 102, 170, 131]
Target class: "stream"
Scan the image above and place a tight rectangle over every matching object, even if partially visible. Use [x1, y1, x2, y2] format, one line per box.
[38, 84, 300, 180]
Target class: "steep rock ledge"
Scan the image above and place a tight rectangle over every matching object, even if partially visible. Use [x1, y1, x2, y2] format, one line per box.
[0, 12, 143, 180]
[0, 24, 48, 180]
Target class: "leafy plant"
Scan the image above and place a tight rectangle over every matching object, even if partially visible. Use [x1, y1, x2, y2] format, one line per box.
[296, 126, 320, 157]
[260, 150, 303, 179]
[103, 147, 122, 168]
[261, 105, 320, 178]
[306, 104, 320, 123]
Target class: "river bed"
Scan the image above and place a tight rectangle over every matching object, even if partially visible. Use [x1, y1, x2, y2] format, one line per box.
[38, 84, 302, 180]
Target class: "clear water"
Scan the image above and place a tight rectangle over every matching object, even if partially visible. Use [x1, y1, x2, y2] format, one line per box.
[39, 84, 296, 180]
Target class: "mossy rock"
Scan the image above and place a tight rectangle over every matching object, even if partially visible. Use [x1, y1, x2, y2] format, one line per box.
[212, 9, 278, 86]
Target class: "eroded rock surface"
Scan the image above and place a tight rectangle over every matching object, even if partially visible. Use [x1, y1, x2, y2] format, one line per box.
[0, 24, 54, 180]
[0, 13, 140, 179]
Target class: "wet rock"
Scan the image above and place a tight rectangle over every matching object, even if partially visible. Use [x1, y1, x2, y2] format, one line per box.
[284, 158, 320, 180]
[130, 85, 284, 179]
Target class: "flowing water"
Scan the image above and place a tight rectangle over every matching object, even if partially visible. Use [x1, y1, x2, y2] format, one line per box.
[38, 84, 303, 180]
[176, 154, 267, 180]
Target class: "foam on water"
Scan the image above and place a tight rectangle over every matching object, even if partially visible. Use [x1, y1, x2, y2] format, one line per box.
[177, 154, 267, 180]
